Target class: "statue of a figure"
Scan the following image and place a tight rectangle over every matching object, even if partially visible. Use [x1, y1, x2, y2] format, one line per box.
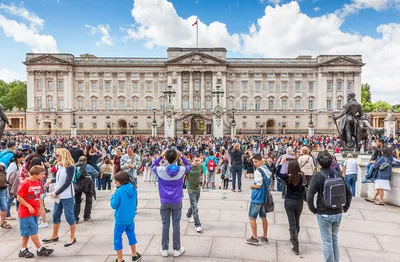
[333, 93, 364, 149]
[0, 103, 12, 140]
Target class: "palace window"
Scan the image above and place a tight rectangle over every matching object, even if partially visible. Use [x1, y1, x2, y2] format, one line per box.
[194, 98, 200, 110]
[337, 100, 342, 109]
[47, 97, 53, 109]
[91, 99, 97, 110]
[281, 99, 287, 110]
[347, 81, 353, 92]
[295, 82, 301, 91]
[77, 99, 83, 110]
[92, 122, 97, 129]
[295, 99, 300, 110]
[242, 121, 247, 129]
[206, 97, 212, 111]
[268, 99, 274, 110]
[132, 81, 138, 91]
[119, 99, 125, 110]
[228, 98, 234, 110]
[91, 81, 97, 90]
[281, 82, 287, 91]
[146, 99, 152, 110]
[146, 81, 152, 91]
[206, 79, 211, 90]
[160, 99, 165, 110]
[36, 97, 42, 110]
[242, 99, 247, 110]
[159, 82, 165, 91]
[337, 81, 342, 91]
[79, 123, 83, 129]
[295, 122, 300, 129]
[105, 81, 111, 91]
[119, 81, 124, 91]
[47, 81, 53, 90]
[36, 80, 42, 91]
[269, 82, 274, 91]
[183, 82, 189, 91]
[255, 99, 261, 111]
[241, 81, 247, 91]
[228, 82, 234, 92]
[58, 98, 64, 110]
[58, 81, 64, 90]
[132, 99, 138, 110]
[194, 80, 200, 91]
[105, 99, 111, 110]
[327, 99, 332, 110]
[327, 81, 332, 91]
[78, 81, 83, 91]
[183, 97, 189, 110]
[308, 82, 313, 92]
[255, 81, 261, 91]
[308, 100, 314, 110]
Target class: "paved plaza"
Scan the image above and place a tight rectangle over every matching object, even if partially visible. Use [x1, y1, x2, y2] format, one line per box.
[1, 178, 400, 262]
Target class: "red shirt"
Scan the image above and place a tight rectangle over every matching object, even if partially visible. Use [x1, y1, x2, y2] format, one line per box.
[17, 179, 43, 218]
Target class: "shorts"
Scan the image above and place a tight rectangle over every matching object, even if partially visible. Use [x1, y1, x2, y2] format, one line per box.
[19, 216, 39, 237]
[0, 189, 7, 211]
[206, 171, 215, 183]
[114, 222, 137, 251]
[249, 202, 266, 220]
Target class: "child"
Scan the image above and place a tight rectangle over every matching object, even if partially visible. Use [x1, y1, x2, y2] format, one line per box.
[185, 154, 203, 232]
[110, 171, 142, 262]
[17, 165, 54, 258]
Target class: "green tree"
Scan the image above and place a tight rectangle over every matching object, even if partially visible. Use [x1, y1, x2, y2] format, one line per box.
[392, 104, 400, 113]
[372, 101, 393, 112]
[361, 83, 372, 112]
[0, 80, 27, 110]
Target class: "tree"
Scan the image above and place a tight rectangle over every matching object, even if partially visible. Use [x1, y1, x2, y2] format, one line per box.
[361, 83, 372, 112]
[372, 101, 393, 112]
[0, 80, 27, 110]
[392, 104, 400, 113]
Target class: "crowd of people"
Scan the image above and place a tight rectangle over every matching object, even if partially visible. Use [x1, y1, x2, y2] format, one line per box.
[0, 133, 398, 262]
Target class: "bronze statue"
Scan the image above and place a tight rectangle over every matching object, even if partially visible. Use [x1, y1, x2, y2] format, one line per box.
[333, 92, 373, 150]
[0, 103, 12, 140]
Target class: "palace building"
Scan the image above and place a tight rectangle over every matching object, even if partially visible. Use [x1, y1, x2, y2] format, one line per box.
[24, 47, 364, 136]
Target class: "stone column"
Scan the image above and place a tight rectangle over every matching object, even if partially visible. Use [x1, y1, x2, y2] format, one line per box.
[139, 73, 145, 109]
[332, 74, 337, 110]
[19, 118, 23, 131]
[200, 72, 205, 110]
[67, 70, 73, 110]
[212, 72, 217, 107]
[221, 72, 227, 108]
[189, 72, 193, 109]
[354, 71, 361, 102]
[176, 71, 182, 110]
[27, 71, 35, 111]
[42, 72, 47, 109]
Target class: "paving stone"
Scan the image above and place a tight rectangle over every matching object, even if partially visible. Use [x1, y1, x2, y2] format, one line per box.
[0, 240, 21, 260]
[274, 212, 318, 228]
[209, 236, 277, 261]
[350, 199, 389, 211]
[198, 199, 248, 210]
[144, 234, 213, 257]
[186, 221, 246, 238]
[108, 255, 174, 262]
[346, 247, 400, 262]
[39, 256, 108, 262]
[360, 209, 400, 223]
[307, 227, 383, 251]
[384, 204, 400, 213]
[246, 223, 310, 243]
[136, 220, 189, 235]
[342, 208, 365, 220]
[374, 235, 400, 254]
[219, 209, 275, 223]
[144, 199, 190, 209]
[277, 241, 351, 262]
[341, 217, 400, 236]
[176, 257, 241, 262]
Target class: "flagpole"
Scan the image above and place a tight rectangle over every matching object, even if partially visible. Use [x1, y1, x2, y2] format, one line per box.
[196, 18, 199, 48]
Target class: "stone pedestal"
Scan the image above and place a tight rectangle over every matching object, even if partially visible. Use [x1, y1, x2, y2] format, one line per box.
[231, 123, 236, 138]
[339, 152, 371, 198]
[71, 125, 77, 138]
[164, 116, 175, 138]
[308, 126, 315, 138]
[384, 110, 395, 138]
[213, 115, 223, 138]
[365, 168, 400, 206]
[152, 123, 157, 137]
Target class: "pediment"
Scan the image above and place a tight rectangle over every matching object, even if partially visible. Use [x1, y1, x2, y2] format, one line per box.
[24, 54, 72, 65]
[318, 56, 365, 66]
[166, 51, 226, 65]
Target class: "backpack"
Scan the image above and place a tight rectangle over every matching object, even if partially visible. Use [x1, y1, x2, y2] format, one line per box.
[0, 150, 14, 168]
[73, 166, 88, 184]
[0, 164, 6, 189]
[322, 171, 347, 209]
[258, 167, 274, 213]
[207, 158, 217, 172]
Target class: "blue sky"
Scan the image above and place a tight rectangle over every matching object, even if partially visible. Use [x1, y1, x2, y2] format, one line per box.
[0, 0, 399, 103]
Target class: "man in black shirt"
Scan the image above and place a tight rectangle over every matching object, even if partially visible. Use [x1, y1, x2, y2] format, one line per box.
[308, 150, 352, 262]
[69, 141, 84, 164]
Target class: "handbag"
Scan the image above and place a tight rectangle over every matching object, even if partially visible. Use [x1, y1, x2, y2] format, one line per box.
[379, 159, 390, 171]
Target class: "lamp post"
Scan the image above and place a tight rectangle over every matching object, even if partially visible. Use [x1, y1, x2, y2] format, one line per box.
[129, 122, 134, 135]
[35, 117, 40, 137]
[231, 107, 236, 138]
[162, 85, 177, 138]
[260, 123, 265, 136]
[106, 122, 111, 135]
[133, 121, 138, 135]
[308, 109, 315, 138]
[71, 108, 77, 138]
[212, 85, 224, 104]
[163, 85, 177, 104]
[282, 121, 287, 135]
[152, 106, 157, 137]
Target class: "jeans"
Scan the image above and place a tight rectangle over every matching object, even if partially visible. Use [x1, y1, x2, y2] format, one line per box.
[317, 214, 342, 262]
[186, 190, 201, 227]
[74, 192, 93, 221]
[6, 189, 14, 217]
[231, 166, 242, 191]
[365, 163, 374, 180]
[281, 179, 287, 198]
[284, 198, 303, 241]
[53, 197, 76, 226]
[97, 177, 104, 190]
[223, 179, 229, 190]
[345, 174, 357, 197]
[160, 202, 182, 251]
[102, 174, 112, 190]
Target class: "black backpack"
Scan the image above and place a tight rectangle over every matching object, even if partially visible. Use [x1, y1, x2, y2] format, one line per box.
[322, 171, 347, 209]
[0, 164, 7, 189]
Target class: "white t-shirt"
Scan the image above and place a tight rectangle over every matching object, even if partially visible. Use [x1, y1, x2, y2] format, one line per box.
[344, 158, 358, 175]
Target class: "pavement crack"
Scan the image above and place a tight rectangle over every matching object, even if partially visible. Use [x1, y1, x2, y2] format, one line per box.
[373, 233, 385, 252]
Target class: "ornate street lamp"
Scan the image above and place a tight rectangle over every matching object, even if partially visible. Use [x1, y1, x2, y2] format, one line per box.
[212, 85, 225, 104]
[163, 85, 177, 104]
[152, 106, 157, 137]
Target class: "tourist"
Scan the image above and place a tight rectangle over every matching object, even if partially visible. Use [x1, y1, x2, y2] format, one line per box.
[100, 156, 113, 190]
[298, 147, 315, 185]
[113, 148, 123, 176]
[17, 165, 54, 258]
[220, 148, 231, 190]
[185, 153, 203, 232]
[246, 154, 271, 245]
[74, 156, 96, 223]
[362, 138, 384, 183]
[0, 141, 16, 168]
[230, 143, 244, 192]
[365, 146, 393, 205]
[308, 150, 352, 262]
[86, 144, 102, 189]
[120, 145, 140, 187]
[277, 147, 296, 199]
[342, 154, 358, 197]
[43, 148, 77, 247]
[330, 156, 341, 173]
[69, 141, 84, 164]
[142, 153, 152, 182]
[6, 151, 25, 220]
[110, 171, 142, 262]
[204, 150, 218, 189]
[277, 158, 304, 255]
[243, 151, 250, 178]
[265, 157, 276, 191]
[151, 149, 191, 257]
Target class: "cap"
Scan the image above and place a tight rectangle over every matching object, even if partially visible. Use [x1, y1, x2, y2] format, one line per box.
[78, 156, 87, 162]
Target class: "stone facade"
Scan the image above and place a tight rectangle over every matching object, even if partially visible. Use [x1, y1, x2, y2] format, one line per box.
[24, 47, 364, 135]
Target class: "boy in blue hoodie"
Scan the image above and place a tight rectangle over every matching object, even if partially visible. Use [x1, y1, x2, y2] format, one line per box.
[110, 171, 141, 262]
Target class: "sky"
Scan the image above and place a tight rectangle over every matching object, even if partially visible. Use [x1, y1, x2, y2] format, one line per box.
[0, 0, 399, 103]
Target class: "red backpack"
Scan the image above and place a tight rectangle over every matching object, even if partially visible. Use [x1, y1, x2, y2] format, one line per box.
[207, 158, 216, 172]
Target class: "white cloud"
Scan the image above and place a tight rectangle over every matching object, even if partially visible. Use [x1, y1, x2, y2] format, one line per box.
[0, 68, 21, 82]
[337, 0, 400, 18]
[85, 24, 114, 46]
[240, 1, 400, 104]
[122, 0, 240, 51]
[314, 7, 320, 11]
[0, 3, 44, 31]
[268, 0, 282, 4]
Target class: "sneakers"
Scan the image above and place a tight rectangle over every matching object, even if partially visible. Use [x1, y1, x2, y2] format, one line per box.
[258, 236, 269, 244]
[38, 222, 48, 229]
[160, 248, 168, 257]
[245, 236, 259, 245]
[361, 178, 375, 184]
[186, 216, 194, 223]
[84, 217, 93, 222]
[173, 247, 185, 257]
[132, 252, 142, 262]
[37, 247, 54, 257]
[19, 248, 34, 258]
[195, 226, 203, 233]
